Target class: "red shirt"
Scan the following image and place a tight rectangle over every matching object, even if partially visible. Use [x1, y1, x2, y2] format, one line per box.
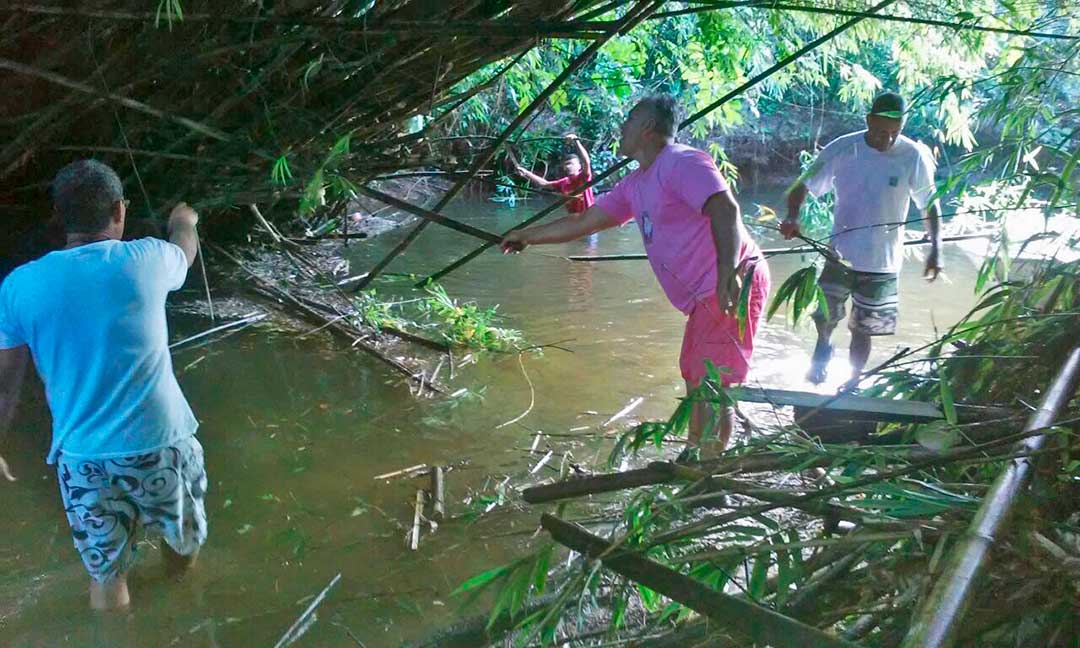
[551, 171, 595, 214]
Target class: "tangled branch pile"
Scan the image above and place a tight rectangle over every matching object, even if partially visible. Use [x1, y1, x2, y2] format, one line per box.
[0, 0, 634, 260]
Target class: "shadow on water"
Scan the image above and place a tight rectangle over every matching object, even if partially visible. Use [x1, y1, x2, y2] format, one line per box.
[0, 187, 981, 647]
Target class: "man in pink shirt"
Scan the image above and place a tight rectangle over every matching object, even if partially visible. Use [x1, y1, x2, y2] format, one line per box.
[502, 95, 770, 452]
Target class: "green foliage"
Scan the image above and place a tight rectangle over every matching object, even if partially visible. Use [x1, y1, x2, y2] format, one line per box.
[766, 263, 826, 326]
[418, 283, 522, 350]
[154, 0, 184, 30]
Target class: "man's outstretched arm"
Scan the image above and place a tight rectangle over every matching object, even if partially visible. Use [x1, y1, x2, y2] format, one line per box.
[515, 165, 556, 189]
[501, 205, 617, 252]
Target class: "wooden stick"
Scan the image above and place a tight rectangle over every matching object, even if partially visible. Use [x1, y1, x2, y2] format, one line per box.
[374, 464, 429, 481]
[273, 573, 342, 648]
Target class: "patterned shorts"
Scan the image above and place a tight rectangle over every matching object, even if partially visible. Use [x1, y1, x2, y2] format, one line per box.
[813, 260, 899, 336]
[57, 436, 208, 582]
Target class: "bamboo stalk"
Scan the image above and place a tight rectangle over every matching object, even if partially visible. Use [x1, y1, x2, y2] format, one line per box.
[541, 514, 862, 648]
[430, 466, 446, 521]
[410, 489, 425, 550]
[563, 232, 998, 262]
[354, 185, 503, 243]
[901, 346, 1080, 648]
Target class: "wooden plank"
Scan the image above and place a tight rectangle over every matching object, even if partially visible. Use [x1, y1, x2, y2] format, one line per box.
[728, 386, 943, 423]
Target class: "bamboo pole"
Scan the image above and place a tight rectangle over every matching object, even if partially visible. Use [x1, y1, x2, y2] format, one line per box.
[419, 0, 900, 286]
[354, 185, 503, 243]
[563, 232, 996, 261]
[900, 346, 1080, 648]
[354, 0, 660, 291]
[653, 1, 1078, 41]
[541, 514, 862, 648]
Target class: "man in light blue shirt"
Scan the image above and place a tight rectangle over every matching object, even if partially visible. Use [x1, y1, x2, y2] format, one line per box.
[0, 160, 207, 611]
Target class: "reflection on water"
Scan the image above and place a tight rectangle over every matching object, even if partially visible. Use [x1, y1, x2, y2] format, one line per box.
[0, 188, 979, 647]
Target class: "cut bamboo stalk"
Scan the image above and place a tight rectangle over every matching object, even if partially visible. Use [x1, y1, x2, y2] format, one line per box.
[901, 346, 1080, 648]
[430, 466, 446, 521]
[410, 489, 425, 550]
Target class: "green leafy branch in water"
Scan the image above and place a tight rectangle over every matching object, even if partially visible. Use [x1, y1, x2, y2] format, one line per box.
[418, 283, 523, 350]
[353, 289, 404, 330]
[352, 283, 522, 351]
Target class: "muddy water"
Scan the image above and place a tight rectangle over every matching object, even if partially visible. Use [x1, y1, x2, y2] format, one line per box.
[0, 188, 979, 647]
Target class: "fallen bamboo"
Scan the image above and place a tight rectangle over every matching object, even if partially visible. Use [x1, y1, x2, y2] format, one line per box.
[563, 232, 997, 262]
[272, 572, 343, 648]
[168, 312, 266, 351]
[540, 514, 862, 648]
[900, 345, 1080, 648]
[354, 185, 504, 244]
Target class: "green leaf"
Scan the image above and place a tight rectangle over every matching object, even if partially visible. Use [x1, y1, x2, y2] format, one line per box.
[452, 562, 514, 595]
[748, 552, 769, 600]
[939, 370, 957, 425]
[736, 262, 756, 338]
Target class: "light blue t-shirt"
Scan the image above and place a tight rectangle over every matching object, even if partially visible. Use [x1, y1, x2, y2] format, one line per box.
[0, 238, 198, 464]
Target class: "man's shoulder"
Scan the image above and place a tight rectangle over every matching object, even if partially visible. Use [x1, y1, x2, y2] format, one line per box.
[665, 143, 709, 161]
[1, 252, 59, 294]
[823, 131, 864, 154]
[894, 135, 933, 159]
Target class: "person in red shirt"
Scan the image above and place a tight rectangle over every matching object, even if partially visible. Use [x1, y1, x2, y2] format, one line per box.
[514, 134, 595, 216]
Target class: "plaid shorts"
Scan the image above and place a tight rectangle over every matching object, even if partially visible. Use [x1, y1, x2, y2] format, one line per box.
[813, 260, 899, 336]
[57, 436, 208, 582]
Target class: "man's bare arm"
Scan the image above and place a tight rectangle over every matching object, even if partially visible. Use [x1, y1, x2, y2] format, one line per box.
[0, 346, 29, 481]
[502, 205, 617, 251]
[515, 165, 555, 189]
[570, 135, 592, 177]
[167, 202, 200, 268]
[705, 191, 743, 313]
[781, 182, 809, 239]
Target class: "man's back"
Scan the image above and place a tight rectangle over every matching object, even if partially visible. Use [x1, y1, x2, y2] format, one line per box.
[0, 238, 196, 463]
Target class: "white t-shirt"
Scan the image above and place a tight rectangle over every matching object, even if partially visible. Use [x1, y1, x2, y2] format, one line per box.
[803, 131, 937, 273]
[0, 238, 197, 464]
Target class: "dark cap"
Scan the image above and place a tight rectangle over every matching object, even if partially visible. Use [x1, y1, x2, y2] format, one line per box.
[869, 92, 906, 120]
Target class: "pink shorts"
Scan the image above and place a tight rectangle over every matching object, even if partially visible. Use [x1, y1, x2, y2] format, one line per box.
[679, 261, 770, 387]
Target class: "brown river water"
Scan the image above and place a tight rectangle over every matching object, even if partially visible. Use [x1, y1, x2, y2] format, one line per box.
[0, 188, 980, 647]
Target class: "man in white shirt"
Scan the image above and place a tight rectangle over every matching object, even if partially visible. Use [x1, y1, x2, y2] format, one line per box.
[0, 160, 206, 611]
[781, 93, 942, 384]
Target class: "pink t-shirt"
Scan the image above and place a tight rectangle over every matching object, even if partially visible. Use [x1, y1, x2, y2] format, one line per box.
[596, 144, 758, 314]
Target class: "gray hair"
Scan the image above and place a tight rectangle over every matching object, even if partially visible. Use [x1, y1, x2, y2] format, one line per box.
[634, 94, 679, 137]
[50, 159, 124, 233]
